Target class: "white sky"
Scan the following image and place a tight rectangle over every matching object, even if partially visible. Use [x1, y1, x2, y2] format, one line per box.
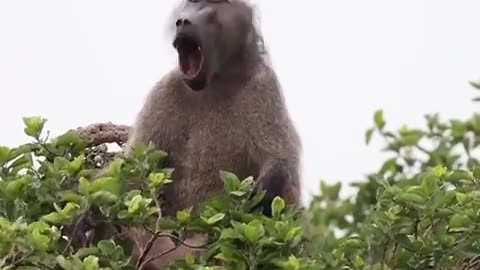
[1, 0, 480, 205]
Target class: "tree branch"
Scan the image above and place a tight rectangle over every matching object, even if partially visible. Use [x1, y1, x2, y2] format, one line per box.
[72, 122, 131, 148]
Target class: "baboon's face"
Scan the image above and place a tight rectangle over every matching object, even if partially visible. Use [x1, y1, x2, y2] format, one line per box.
[172, 0, 253, 91]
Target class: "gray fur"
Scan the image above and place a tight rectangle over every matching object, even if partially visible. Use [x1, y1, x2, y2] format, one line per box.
[126, 0, 302, 268]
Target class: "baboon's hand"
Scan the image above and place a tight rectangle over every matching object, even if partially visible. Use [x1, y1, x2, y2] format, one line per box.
[254, 159, 291, 216]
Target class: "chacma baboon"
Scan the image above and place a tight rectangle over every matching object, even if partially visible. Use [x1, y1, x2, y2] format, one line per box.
[126, 0, 303, 268]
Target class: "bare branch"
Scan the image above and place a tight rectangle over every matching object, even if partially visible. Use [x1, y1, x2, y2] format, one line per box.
[135, 231, 210, 269]
[72, 122, 131, 148]
[135, 232, 162, 268]
[138, 246, 178, 270]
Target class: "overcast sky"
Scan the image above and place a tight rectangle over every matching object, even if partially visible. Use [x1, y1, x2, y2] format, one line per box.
[1, 0, 480, 205]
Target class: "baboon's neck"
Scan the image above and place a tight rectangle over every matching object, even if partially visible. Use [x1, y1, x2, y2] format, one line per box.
[212, 44, 263, 89]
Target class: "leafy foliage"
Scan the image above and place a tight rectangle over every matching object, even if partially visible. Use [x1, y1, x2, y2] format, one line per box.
[1, 80, 480, 269]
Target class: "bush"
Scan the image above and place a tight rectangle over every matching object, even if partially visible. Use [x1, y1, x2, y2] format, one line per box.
[1, 80, 480, 270]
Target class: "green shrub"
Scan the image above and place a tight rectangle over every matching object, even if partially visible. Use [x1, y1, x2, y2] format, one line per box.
[1, 80, 480, 269]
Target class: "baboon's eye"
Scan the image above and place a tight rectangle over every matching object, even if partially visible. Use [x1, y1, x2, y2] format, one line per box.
[207, 0, 230, 3]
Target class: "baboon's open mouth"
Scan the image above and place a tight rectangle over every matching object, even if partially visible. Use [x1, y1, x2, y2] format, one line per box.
[173, 35, 206, 88]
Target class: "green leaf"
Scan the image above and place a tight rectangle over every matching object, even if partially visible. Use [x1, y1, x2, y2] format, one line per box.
[341, 237, 363, 250]
[79, 177, 90, 195]
[5, 175, 33, 197]
[127, 194, 146, 214]
[90, 191, 118, 205]
[185, 253, 196, 266]
[203, 213, 225, 225]
[176, 208, 192, 224]
[440, 235, 455, 248]
[439, 190, 457, 207]
[285, 226, 302, 241]
[75, 247, 100, 258]
[41, 212, 67, 224]
[320, 181, 341, 201]
[82, 256, 99, 270]
[365, 128, 375, 145]
[395, 234, 422, 252]
[9, 153, 33, 174]
[56, 255, 73, 270]
[445, 170, 474, 183]
[239, 176, 255, 191]
[53, 130, 85, 148]
[374, 109, 386, 130]
[217, 243, 245, 264]
[394, 191, 426, 205]
[23, 116, 47, 139]
[400, 129, 424, 146]
[473, 166, 480, 180]
[284, 255, 300, 270]
[449, 213, 473, 229]
[354, 255, 365, 268]
[244, 220, 264, 243]
[379, 158, 398, 174]
[148, 172, 172, 189]
[221, 228, 241, 240]
[147, 149, 168, 163]
[0, 146, 11, 165]
[28, 221, 51, 251]
[31, 229, 51, 251]
[132, 143, 148, 160]
[62, 202, 80, 217]
[470, 80, 480, 90]
[271, 196, 285, 218]
[456, 192, 469, 205]
[431, 165, 447, 178]
[244, 191, 265, 212]
[105, 158, 125, 178]
[156, 217, 178, 230]
[97, 240, 116, 255]
[54, 157, 70, 172]
[59, 191, 82, 204]
[421, 174, 437, 195]
[89, 176, 124, 197]
[220, 170, 240, 193]
[160, 168, 175, 178]
[68, 154, 85, 175]
[230, 191, 247, 197]
[450, 120, 466, 140]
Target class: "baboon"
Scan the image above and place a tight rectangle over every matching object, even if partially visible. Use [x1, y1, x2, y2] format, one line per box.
[125, 0, 303, 268]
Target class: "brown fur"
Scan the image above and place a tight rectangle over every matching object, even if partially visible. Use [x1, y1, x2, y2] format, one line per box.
[126, 65, 301, 216]
[124, 0, 302, 268]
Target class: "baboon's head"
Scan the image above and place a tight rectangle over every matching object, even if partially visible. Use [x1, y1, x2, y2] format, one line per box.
[172, 0, 263, 91]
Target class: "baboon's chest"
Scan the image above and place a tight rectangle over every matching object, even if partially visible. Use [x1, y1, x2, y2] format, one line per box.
[174, 110, 249, 172]
[160, 107, 253, 215]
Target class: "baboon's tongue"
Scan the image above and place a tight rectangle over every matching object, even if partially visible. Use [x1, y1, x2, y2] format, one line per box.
[186, 48, 201, 76]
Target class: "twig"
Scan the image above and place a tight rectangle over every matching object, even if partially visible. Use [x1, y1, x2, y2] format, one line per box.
[62, 214, 86, 254]
[139, 246, 178, 270]
[135, 231, 163, 268]
[415, 144, 431, 155]
[12, 260, 54, 270]
[163, 233, 211, 249]
[135, 231, 212, 268]
[143, 224, 155, 235]
[11, 251, 33, 266]
[38, 131, 60, 157]
[135, 232, 209, 266]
